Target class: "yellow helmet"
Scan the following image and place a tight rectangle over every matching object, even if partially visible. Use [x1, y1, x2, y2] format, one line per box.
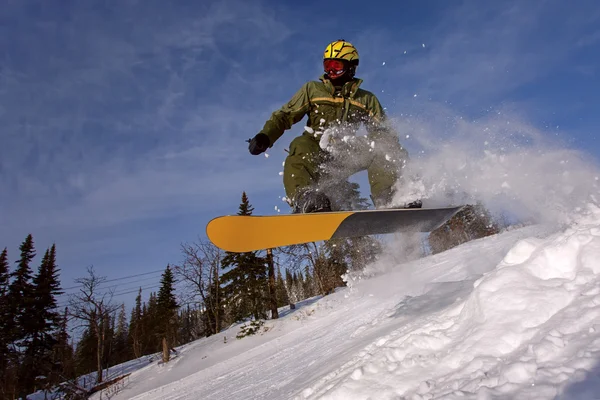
[323, 40, 359, 65]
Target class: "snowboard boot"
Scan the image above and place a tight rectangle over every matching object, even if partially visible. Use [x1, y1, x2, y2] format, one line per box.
[371, 188, 422, 209]
[405, 200, 423, 209]
[292, 188, 332, 214]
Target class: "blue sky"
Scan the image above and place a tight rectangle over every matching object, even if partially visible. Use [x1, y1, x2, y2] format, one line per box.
[1, 0, 599, 307]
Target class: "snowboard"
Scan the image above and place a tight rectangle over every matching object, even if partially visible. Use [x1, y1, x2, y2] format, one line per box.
[206, 206, 464, 253]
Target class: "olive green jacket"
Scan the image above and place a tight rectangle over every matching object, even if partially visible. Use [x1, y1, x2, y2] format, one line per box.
[261, 75, 395, 147]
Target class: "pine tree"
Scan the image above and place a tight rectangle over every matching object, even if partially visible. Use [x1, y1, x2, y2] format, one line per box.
[0, 249, 10, 346]
[75, 326, 97, 376]
[113, 304, 129, 365]
[303, 265, 315, 298]
[221, 192, 268, 322]
[177, 305, 204, 344]
[20, 245, 64, 395]
[0, 248, 8, 296]
[266, 249, 279, 319]
[275, 268, 289, 307]
[141, 295, 160, 354]
[128, 288, 143, 358]
[291, 271, 304, 302]
[33, 247, 62, 343]
[0, 248, 15, 399]
[203, 274, 223, 336]
[319, 241, 349, 294]
[7, 235, 37, 397]
[156, 266, 178, 362]
[8, 235, 36, 346]
[51, 307, 75, 385]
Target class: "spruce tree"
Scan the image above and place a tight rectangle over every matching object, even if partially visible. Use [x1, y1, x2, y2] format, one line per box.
[51, 307, 75, 385]
[75, 326, 97, 376]
[0, 249, 10, 340]
[221, 192, 268, 322]
[275, 268, 289, 307]
[8, 234, 36, 346]
[19, 245, 63, 395]
[128, 288, 143, 358]
[141, 296, 159, 354]
[303, 266, 315, 298]
[156, 266, 178, 362]
[113, 304, 129, 365]
[0, 248, 8, 296]
[7, 235, 37, 397]
[0, 248, 13, 399]
[33, 246, 62, 345]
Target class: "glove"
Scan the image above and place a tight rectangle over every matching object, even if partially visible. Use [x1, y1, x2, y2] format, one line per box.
[248, 133, 270, 155]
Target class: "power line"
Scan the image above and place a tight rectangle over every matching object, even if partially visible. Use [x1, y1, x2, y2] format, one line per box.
[57, 274, 163, 298]
[55, 283, 162, 310]
[61, 269, 164, 291]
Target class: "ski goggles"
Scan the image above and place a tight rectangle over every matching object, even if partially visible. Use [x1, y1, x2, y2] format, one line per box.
[323, 59, 347, 78]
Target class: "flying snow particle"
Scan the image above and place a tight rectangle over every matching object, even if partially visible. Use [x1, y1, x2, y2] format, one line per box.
[382, 61, 386, 66]
[370, 141, 375, 149]
[264, 153, 269, 158]
[404, 50, 407, 54]
[414, 94, 418, 97]
[422, 43, 426, 48]
[305, 126, 315, 134]
[385, 154, 392, 161]
[278, 171, 283, 176]
[406, 134, 410, 139]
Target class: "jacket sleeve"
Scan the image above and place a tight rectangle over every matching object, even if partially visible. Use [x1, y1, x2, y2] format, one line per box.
[261, 83, 311, 146]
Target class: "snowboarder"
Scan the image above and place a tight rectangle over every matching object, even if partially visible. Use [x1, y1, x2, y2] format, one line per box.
[248, 39, 419, 213]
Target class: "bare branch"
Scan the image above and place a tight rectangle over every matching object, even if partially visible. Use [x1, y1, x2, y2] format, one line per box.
[67, 266, 119, 384]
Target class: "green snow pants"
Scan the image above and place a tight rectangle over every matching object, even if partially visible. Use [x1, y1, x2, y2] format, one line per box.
[282, 133, 407, 205]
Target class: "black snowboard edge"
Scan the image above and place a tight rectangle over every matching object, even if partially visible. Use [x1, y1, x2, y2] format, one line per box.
[330, 206, 464, 239]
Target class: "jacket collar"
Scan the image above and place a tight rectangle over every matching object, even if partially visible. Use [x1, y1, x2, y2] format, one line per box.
[319, 75, 363, 98]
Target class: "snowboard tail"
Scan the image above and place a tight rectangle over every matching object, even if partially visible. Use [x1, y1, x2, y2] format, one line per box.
[206, 206, 464, 253]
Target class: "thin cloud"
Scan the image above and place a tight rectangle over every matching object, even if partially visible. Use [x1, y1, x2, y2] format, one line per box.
[356, 0, 600, 108]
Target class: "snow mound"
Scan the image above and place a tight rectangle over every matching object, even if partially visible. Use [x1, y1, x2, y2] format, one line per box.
[300, 204, 600, 399]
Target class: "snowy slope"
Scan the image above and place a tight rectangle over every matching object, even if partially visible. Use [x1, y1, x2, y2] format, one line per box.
[97, 203, 600, 400]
